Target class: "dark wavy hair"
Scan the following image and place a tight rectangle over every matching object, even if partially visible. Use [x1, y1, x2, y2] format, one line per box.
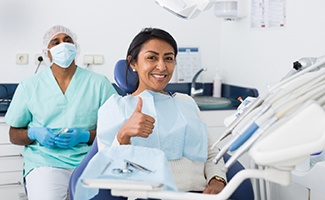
[125, 28, 178, 91]
[127, 28, 178, 64]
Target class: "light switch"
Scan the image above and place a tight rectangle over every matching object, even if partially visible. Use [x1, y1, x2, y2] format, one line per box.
[83, 55, 94, 64]
[94, 55, 104, 65]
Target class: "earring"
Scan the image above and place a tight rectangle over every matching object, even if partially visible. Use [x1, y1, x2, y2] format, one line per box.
[132, 68, 136, 72]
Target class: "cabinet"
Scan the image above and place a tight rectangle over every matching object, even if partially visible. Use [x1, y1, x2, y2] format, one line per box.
[0, 117, 26, 200]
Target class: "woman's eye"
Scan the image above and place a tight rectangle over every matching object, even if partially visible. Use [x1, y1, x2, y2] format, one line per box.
[165, 56, 174, 62]
[147, 56, 156, 60]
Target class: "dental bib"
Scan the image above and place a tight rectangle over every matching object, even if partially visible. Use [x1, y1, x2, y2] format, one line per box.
[97, 90, 208, 162]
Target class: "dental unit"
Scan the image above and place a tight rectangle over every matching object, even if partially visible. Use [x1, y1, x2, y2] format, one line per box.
[212, 55, 325, 148]
[214, 63, 325, 169]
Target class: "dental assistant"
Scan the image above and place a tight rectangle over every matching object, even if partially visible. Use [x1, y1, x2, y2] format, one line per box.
[95, 28, 227, 195]
[4, 25, 117, 200]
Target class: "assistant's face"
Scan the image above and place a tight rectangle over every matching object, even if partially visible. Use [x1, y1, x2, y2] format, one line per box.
[131, 39, 176, 94]
[47, 33, 74, 62]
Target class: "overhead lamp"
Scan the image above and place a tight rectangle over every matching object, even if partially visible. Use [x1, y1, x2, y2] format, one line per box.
[214, 0, 248, 21]
[155, 0, 248, 20]
[155, 0, 215, 19]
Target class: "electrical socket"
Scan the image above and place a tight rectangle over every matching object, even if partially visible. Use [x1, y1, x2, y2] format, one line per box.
[16, 53, 29, 65]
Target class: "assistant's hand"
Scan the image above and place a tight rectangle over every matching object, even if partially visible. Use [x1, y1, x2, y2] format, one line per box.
[117, 96, 155, 144]
[28, 127, 56, 148]
[54, 128, 90, 148]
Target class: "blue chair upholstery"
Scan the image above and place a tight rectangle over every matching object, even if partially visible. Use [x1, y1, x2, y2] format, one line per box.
[223, 153, 254, 200]
[68, 59, 254, 200]
[114, 59, 138, 94]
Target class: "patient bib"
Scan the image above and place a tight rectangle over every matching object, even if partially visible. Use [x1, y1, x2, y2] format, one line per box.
[97, 90, 208, 162]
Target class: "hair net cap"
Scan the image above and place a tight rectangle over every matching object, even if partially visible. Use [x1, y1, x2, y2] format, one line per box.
[42, 25, 80, 60]
[43, 25, 77, 49]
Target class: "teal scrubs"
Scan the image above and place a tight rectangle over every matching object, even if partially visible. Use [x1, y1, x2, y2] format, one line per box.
[4, 66, 117, 176]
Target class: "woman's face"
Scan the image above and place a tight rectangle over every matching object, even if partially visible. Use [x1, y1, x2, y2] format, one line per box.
[131, 39, 176, 95]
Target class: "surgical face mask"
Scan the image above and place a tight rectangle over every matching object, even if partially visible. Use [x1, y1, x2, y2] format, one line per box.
[49, 42, 76, 68]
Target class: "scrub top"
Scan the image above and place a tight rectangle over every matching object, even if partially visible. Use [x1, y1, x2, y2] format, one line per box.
[4, 66, 117, 176]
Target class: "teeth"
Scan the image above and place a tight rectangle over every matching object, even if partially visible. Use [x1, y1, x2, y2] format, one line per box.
[153, 74, 165, 78]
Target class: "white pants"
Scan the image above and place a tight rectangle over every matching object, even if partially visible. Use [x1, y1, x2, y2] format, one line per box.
[25, 167, 73, 200]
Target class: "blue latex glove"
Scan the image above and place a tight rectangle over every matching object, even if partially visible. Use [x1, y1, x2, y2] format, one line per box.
[54, 128, 90, 148]
[28, 127, 56, 148]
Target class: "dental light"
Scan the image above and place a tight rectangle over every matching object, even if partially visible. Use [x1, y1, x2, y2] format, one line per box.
[155, 0, 248, 20]
[155, 0, 215, 19]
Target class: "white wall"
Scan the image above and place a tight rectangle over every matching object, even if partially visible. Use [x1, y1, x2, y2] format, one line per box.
[0, 0, 221, 86]
[218, 0, 325, 94]
[2, 0, 325, 95]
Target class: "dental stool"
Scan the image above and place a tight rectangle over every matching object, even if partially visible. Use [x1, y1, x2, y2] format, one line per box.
[68, 59, 254, 200]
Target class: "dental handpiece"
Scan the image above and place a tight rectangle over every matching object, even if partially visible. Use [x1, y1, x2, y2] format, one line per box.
[56, 128, 69, 136]
[211, 95, 265, 149]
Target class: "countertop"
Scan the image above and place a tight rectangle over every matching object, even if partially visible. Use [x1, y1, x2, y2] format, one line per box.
[165, 83, 259, 110]
[0, 82, 259, 115]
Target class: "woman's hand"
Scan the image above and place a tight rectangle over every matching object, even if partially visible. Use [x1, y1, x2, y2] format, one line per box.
[203, 178, 225, 194]
[117, 97, 155, 144]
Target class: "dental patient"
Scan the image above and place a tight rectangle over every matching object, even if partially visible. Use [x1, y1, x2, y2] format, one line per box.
[75, 28, 227, 199]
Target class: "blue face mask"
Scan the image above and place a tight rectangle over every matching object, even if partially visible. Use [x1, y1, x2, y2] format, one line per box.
[49, 42, 76, 68]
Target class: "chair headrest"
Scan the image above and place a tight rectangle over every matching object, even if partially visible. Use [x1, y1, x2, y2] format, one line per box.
[114, 59, 139, 94]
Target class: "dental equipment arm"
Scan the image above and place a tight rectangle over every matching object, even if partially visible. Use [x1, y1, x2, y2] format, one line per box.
[212, 104, 270, 163]
[222, 77, 325, 170]
[213, 58, 325, 168]
[281, 57, 317, 80]
[213, 55, 325, 148]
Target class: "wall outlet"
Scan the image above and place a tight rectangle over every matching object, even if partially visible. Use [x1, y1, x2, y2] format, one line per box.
[16, 53, 29, 65]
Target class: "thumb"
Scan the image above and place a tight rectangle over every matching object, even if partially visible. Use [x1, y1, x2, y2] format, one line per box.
[134, 96, 143, 113]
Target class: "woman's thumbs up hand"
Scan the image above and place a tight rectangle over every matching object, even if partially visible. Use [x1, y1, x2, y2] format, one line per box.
[117, 96, 155, 144]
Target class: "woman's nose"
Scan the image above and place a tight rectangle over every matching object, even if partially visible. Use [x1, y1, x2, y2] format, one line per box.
[156, 60, 167, 71]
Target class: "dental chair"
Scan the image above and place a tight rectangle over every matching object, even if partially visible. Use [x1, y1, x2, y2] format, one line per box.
[68, 59, 254, 200]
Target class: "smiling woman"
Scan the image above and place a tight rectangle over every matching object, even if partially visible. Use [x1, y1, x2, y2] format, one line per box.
[73, 27, 227, 200]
